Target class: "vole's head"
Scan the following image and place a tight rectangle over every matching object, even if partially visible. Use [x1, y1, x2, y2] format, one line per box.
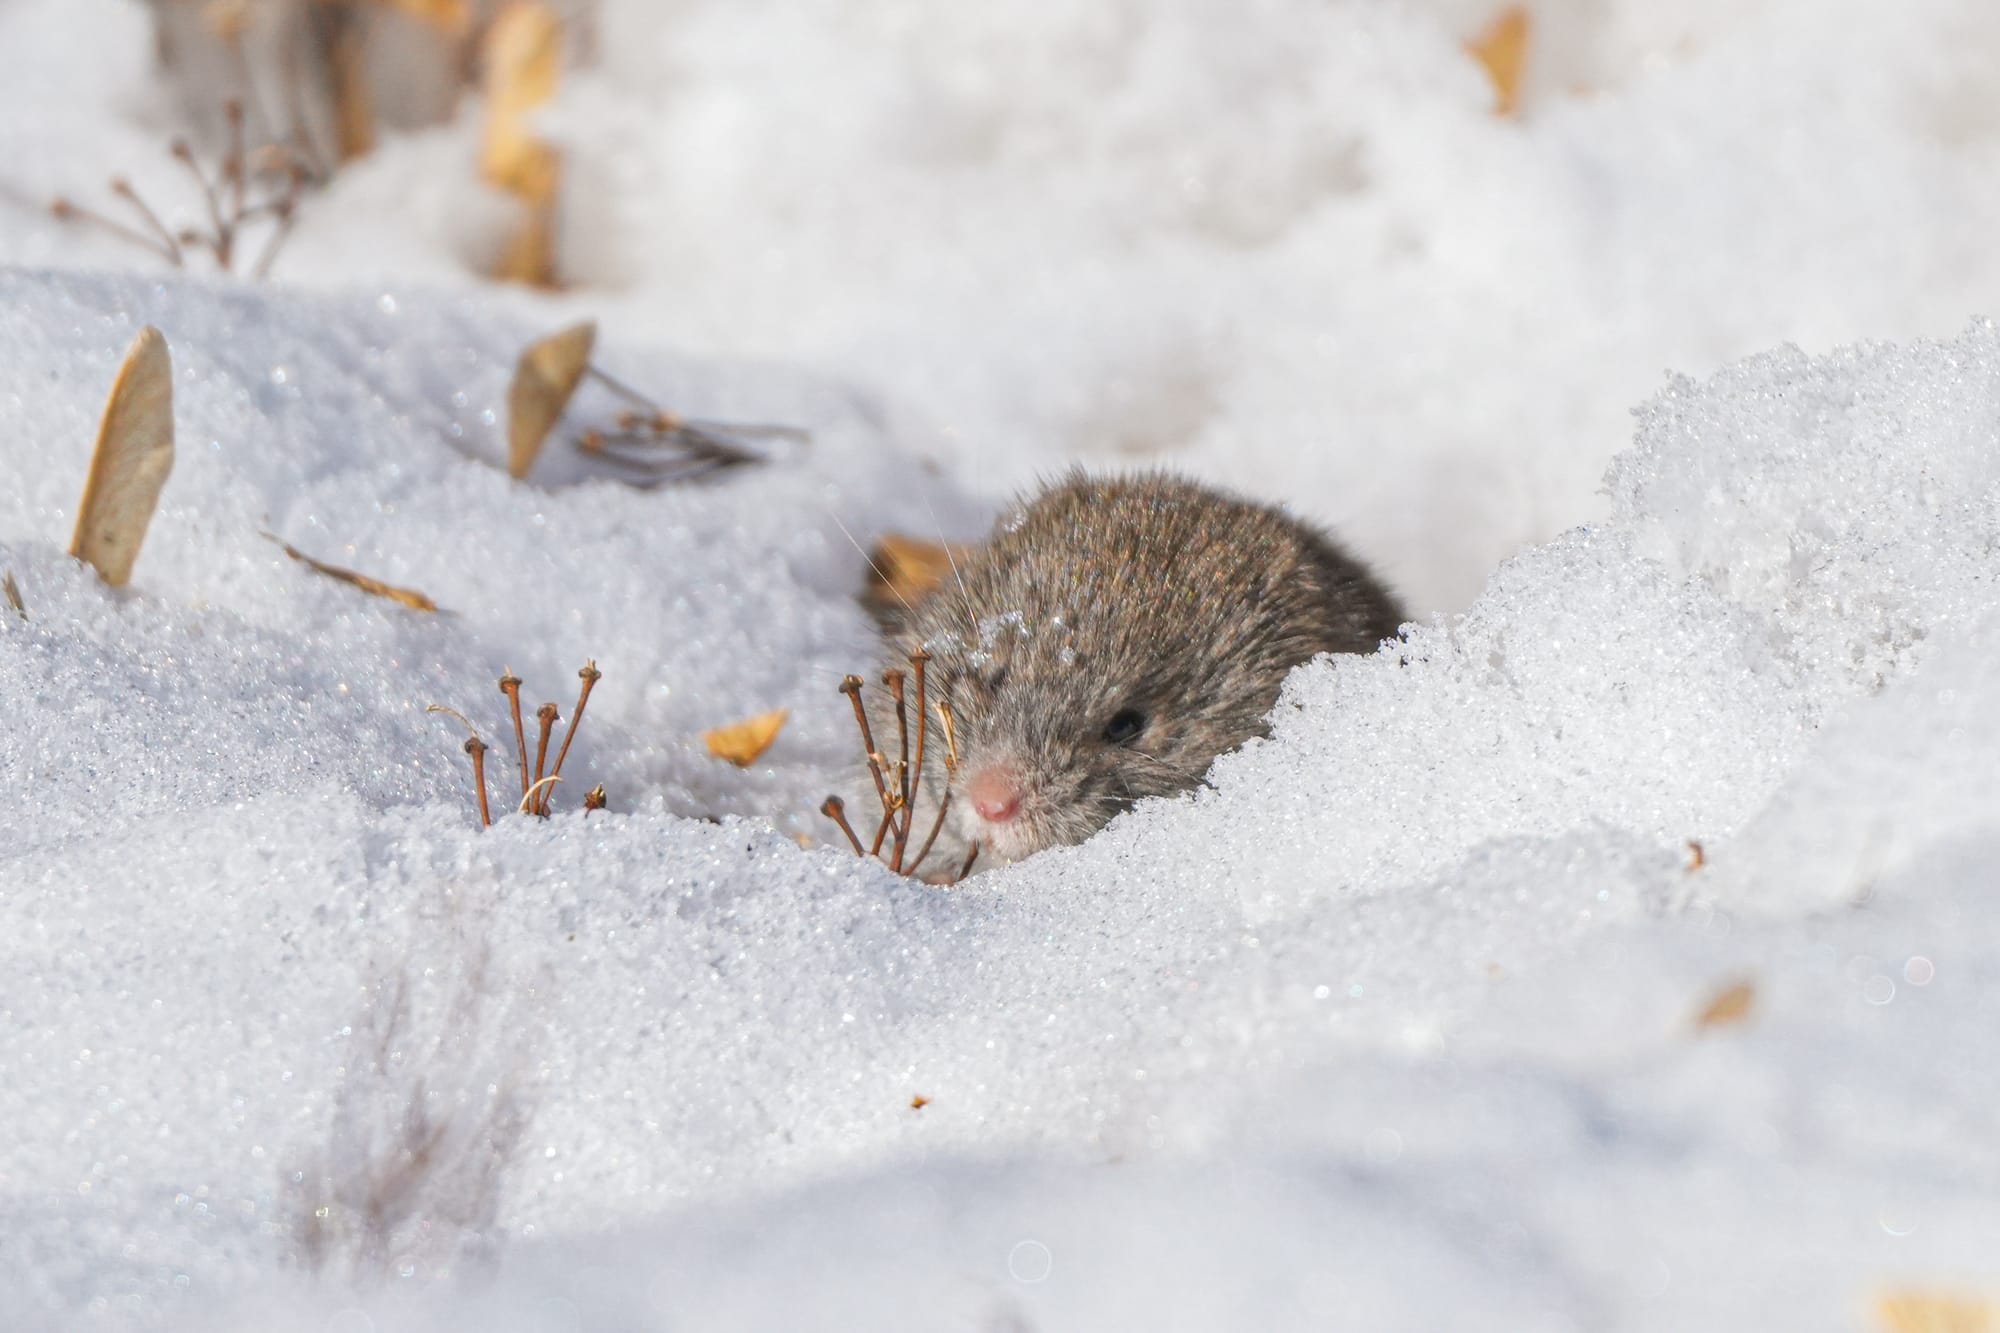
[886, 472, 1403, 866]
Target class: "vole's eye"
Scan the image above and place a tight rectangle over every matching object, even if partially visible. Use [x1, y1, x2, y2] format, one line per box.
[1102, 708, 1148, 744]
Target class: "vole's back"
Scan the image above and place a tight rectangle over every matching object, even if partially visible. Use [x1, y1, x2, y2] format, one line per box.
[887, 471, 1404, 865]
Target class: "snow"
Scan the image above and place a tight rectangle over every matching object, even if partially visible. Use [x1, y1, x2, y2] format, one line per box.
[3, 0, 2000, 1329]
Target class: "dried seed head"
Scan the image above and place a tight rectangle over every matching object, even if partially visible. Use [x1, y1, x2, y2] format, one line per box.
[583, 784, 607, 810]
[578, 660, 601, 683]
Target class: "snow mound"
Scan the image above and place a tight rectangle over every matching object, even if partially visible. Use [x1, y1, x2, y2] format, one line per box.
[4, 271, 2000, 1329]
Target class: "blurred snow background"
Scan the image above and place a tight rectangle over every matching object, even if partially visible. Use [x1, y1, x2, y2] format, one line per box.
[3, 0, 2000, 1329]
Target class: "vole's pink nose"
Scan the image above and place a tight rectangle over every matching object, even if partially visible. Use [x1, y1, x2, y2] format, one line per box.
[965, 765, 1023, 823]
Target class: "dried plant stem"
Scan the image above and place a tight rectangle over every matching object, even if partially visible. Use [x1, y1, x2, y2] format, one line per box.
[437, 664, 603, 826]
[823, 651, 977, 885]
[171, 139, 232, 266]
[957, 843, 981, 881]
[498, 671, 530, 800]
[905, 790, 953, 878]
[540, 661, 599, 815]
[531, 702, 559, 791]
[821, 797, 864, 856]
[570, 363, 800, 486]
[908, 649, 930, 839]
[112, 179, 187, 263]
[583, 364, 654, 411]
[464, 737, 493, 827]
[869, 805, 895, 859]
[519, 776, 560, 813]
[883, 667, 912, 869]
[49, 198, 178, 265]
[50, 98, 314, 278]
[250, 201, 297, 280]
[840, 675, 890, 812]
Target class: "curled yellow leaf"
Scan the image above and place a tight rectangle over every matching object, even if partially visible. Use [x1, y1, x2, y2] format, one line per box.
[71, 326, 174, 587]
[705, 707, 789, 767]
[507, 320, 596, 478]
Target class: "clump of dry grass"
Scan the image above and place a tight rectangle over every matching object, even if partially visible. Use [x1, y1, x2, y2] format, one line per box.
[284, 936, 537, 1285]
[430, 661, 605, 824]
[50, 99, 318, 278]
[820, 649, 980, 883]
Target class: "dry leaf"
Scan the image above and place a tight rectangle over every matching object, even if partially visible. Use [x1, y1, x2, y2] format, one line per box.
[381, 0, 473, 33]
[864, 533, 969, 617]
[481, 1, 565, 287]
[1877, 1292, 1998, 1333]
[1693, 978, 1756, 1031]
[1467, 5, 1531, 117]
[910, 1095, 930, 1110]
[2, 570, 23, 617]
[266, 533, 440, 611]
[1685, 839, 1706, 871]
[507, 320, 596, 477]
[705, 707, 789, 766]
[71, 326, 174, 587]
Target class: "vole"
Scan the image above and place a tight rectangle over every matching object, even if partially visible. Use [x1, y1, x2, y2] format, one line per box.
[874, 471, 1404, 867]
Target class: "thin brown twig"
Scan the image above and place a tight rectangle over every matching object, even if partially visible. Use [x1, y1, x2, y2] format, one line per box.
[583, 364, 655, 411]
[498, 671, 530, 800]
[821, 797, 864, 856]
[840, 675, 890, 812]
[540, 660, 600, 815]
[906, 790, 953, 878]
[225, 100, 247, 222]
[464, 737, 493, 827]
[909, 650, 930, 838]
[50, 98, 314, 278]
[49, 198, 179, 265]
[823, 651, 977, 884]
[111, 180, 186, 264]
[171, 138, 231, 267]
[884, 667, 911, 867]
[250, 199, 297, 280]
[531, 702, 559, 793]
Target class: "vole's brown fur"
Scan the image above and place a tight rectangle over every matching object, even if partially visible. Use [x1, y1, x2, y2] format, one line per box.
[880, 470, 1403, 866]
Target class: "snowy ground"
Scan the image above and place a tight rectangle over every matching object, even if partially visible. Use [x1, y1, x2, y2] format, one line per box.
[4, 1, 2000, 1330]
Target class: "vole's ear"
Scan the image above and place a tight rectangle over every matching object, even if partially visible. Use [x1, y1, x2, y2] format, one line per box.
[858, 532, 966, 634]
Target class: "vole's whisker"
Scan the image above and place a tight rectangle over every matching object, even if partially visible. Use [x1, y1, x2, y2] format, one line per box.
[826, 507, 919, 622]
